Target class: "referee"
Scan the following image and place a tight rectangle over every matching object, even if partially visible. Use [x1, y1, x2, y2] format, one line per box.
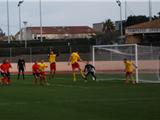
[17, 57, 26, 80]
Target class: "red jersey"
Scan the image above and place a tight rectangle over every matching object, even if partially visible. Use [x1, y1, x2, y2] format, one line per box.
[32, 64, 40, 73]
[0, 63, 12, 73]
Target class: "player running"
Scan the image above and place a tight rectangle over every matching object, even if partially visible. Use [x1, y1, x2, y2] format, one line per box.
[123, 58, 137, 84]
[48, 50, 58, 79]
[32, 60, 40, 85]
[17, 57, 26, 80]
[39, 60, 49, 85]
[84, 61, 96, 81]
[0, 59, 12, 85]
[68, 50, 86, 82]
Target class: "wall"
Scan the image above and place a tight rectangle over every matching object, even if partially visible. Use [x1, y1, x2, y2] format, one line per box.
[126, 35, 141, 44]
[8, 60, 159, 73]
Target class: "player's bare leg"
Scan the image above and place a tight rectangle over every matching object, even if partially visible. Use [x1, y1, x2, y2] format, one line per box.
[0, 78, 2, 85]
[49, 69, 55, 79]
[40, 75, 44, 85]
[79, 68, 86, 79]
[17, 72, 20, 80]
[52, 70, 56, 78]
[1, 77, 6, 85]
[130, 74, 136, 84]
[7, 78, 11, 85]
[54, 70, 56, 77]
[43, 76, 48, 85]
[91, 72, 96, 81]
[49, 70, 52, 80]
[125, 74, 129, 84]
[22, 72, 25, 80]
[34, 76, 38, 85]
[79, 68, 87, 82]
[72, 69, 76, 82]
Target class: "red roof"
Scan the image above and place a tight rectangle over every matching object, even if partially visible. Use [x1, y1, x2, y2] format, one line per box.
[26, 26, 95, 34]
[126, 19, 160, 29]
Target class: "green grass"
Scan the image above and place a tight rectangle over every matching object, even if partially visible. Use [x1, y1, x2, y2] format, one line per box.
[0, 74, 160, 120]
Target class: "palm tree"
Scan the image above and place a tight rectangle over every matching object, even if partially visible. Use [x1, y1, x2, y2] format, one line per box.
[102, 19, 115, 33]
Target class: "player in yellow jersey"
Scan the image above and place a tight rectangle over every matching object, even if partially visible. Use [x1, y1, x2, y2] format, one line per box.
[123, 58, 137, 84]
[68, 50, 86, 82]
[39, 60, 49, 85]
[48, 50, 57, 79]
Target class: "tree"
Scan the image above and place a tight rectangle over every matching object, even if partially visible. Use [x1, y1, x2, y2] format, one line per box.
[0, 28, 5, 37]
[157, 12, 160, 18]
[125, 15, 149, 27]
[152, 12, 160, 20]
[94, 19, 120, 45]
[102, 19, 115, 33]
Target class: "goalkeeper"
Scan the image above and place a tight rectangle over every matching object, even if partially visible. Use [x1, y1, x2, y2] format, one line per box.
[123, 58, 137, 84]
[84, 61, 96, 81]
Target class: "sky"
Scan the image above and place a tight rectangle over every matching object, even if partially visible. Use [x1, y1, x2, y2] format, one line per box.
[0, 0, 160, 35]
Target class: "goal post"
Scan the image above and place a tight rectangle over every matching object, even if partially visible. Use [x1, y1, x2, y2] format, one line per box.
[92, 44, 160, 83]
[92, 44, 139, 83]
[135, 44, 139, 83]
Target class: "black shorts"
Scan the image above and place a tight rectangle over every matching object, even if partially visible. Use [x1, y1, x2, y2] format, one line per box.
[1, 72, 10, 78]
[33, 73, 40, 77]
[85, 71, 95, 76]
[19, 67, 24, 72]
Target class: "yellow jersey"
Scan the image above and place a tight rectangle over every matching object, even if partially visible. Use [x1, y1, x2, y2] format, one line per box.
[70, 52, 80, 64]
[48, 53, 56, 63]
[39, 63, 47, 72]
[124, 61, 133, 72]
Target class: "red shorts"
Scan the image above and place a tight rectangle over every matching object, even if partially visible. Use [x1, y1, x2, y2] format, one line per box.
[40, 71, 46, 76]
[72, 62, 80, 70]
[50, 63, 56, 70]
[126, 71, 133, 75]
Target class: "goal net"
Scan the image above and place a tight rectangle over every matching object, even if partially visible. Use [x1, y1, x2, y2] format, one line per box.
[92, 44, 160, 83]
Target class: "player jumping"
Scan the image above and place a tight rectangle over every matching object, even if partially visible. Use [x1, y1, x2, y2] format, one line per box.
[68, 50, 86, 82]
[123, 58, 137, 84]
[84, 61, 96, 81]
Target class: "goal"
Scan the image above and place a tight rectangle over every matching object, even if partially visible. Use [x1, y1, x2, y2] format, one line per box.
[92, 44, 160, 83]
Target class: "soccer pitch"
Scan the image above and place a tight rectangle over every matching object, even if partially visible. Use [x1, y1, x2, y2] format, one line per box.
[0, 74, 160, 120]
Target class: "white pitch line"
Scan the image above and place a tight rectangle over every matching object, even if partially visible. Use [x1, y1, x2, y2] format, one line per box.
[52, 84, 89, 89]
[0, 98, 159, 106]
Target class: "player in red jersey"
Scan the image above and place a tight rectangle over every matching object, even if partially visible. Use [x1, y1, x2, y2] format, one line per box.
[32, 60, 40, 85]
[0, 60, 7, 85]
[0, 59, 12, 85]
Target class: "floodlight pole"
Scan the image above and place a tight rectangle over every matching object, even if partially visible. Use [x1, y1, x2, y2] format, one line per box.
[7, 0, 10, 44]
[149, 0, 152, 21]
[116, 0, 123, 43]
[18, 0, 24, 41]
[39, 0, 43, 42]
[125, 0, 127, 21]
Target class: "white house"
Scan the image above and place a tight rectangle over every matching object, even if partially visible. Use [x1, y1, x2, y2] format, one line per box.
[15, 26, 96, 40]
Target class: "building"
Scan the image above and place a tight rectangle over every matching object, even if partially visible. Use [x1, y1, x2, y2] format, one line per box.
[115, 20, 125, 31]
[93, 22, 104, 32]
[125, 19, 160, 44]
[15, 26, 96, 40]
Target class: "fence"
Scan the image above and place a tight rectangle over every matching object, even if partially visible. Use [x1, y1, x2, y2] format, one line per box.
[0, 45, 92, 63]
[0, 45, 159, 63]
